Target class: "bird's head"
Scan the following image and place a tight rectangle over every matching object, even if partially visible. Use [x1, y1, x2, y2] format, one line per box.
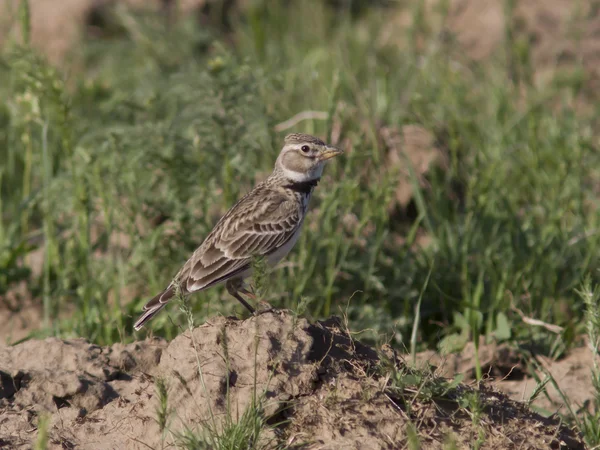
[275, 133, 343, 182]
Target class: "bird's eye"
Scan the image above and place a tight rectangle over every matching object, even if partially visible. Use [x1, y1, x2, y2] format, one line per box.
[301, 145, 310, 153]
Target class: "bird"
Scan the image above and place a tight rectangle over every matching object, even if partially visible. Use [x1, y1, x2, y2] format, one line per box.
[133, 133, 343, 330]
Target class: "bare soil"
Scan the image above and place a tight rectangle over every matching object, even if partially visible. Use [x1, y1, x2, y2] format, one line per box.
[0, 311, 586, 449]
[0, 295, 43, 345]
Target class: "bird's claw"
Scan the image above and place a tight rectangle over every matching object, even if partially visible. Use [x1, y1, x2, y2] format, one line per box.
[253, 300, 276, 316]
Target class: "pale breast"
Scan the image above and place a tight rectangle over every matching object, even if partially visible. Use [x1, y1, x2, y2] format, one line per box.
[267, 219, 304, 266]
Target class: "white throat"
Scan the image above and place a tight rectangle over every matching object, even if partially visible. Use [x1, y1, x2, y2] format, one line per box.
[280, 165, 324, 182]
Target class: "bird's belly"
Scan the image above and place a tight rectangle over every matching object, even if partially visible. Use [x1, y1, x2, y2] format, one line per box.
[267, 225, 303, 266]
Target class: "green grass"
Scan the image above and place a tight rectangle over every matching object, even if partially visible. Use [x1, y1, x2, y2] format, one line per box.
[1, 1, 600, 440]
[1, 0, 599, 347]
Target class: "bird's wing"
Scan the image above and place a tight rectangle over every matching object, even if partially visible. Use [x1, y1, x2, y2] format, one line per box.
[180, 186, 302, 293]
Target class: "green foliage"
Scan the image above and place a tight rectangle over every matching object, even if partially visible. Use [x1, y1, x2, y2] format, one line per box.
[385, 360, 490, 448]
[406, 422, 420, 450]
[0, 227, 32, 301]
[251, 255, 269, 300]
[177, 397, 273, 450]
[18, 0, 31, 46]
[388, 364, 464, 406]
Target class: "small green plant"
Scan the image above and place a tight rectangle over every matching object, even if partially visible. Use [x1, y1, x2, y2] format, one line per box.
[410, 262, 433, 365]
[524, 278, 600, 447]
[154, 376, 171, 442]
[527, 375, 552, 408]
[177, 397, 272, 450]
[251, 254, 269, 300]
[457, 390, 486, 449]
[457, 390, 483, 425]
[442, 434, 459, 450]
[385, 360, 464, 409]
[574, 277, 600, 447]
[383, 357, 496, 448]
[406, 421, 421, 450]
[34, 412, 50, 450]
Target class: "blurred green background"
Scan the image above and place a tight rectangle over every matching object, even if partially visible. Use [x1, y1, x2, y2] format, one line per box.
[1, 0, 599, 360]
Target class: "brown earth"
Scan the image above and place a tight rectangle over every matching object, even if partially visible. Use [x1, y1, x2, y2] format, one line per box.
[0, 295, 43, 346]
[0, 311, 587, 449]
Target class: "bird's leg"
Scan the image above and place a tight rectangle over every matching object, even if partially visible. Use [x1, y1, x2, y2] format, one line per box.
[226, 279, 255, 314]
[238, 284, 256, 299]
[239, 281, 275, 314]
[226, 279, 277, 316]
[254, 305, 276, 316]
[232, 291, 256, 314]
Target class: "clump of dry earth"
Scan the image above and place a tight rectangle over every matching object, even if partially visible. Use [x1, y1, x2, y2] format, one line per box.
[0, 311, 585, 449]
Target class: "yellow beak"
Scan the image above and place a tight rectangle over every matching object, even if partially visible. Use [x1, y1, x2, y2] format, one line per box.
[318, 145, 344, 161]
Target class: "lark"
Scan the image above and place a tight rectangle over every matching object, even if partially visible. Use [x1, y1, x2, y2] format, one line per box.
[134, 133, 343, 330]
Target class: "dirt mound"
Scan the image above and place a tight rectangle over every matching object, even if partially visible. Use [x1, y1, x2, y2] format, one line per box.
[0, 311, 585, 449]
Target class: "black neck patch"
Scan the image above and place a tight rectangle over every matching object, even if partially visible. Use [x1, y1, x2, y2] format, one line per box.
[284, 178, 320, 194]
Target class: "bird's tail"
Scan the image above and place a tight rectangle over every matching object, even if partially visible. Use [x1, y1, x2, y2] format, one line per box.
[133, 286, 175, 331]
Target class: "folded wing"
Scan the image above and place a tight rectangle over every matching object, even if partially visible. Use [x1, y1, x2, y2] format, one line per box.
[184, 188, 301, 292]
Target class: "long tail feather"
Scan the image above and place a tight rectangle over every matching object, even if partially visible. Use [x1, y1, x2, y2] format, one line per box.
[133, 303, 166, 330]
[133, 286, 175, 330]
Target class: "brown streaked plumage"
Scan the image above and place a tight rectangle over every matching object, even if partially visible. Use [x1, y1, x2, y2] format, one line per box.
[134, 133, 343, 330]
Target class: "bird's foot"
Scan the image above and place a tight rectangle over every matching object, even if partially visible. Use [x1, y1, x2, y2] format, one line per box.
[253, 300, 276, 316]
